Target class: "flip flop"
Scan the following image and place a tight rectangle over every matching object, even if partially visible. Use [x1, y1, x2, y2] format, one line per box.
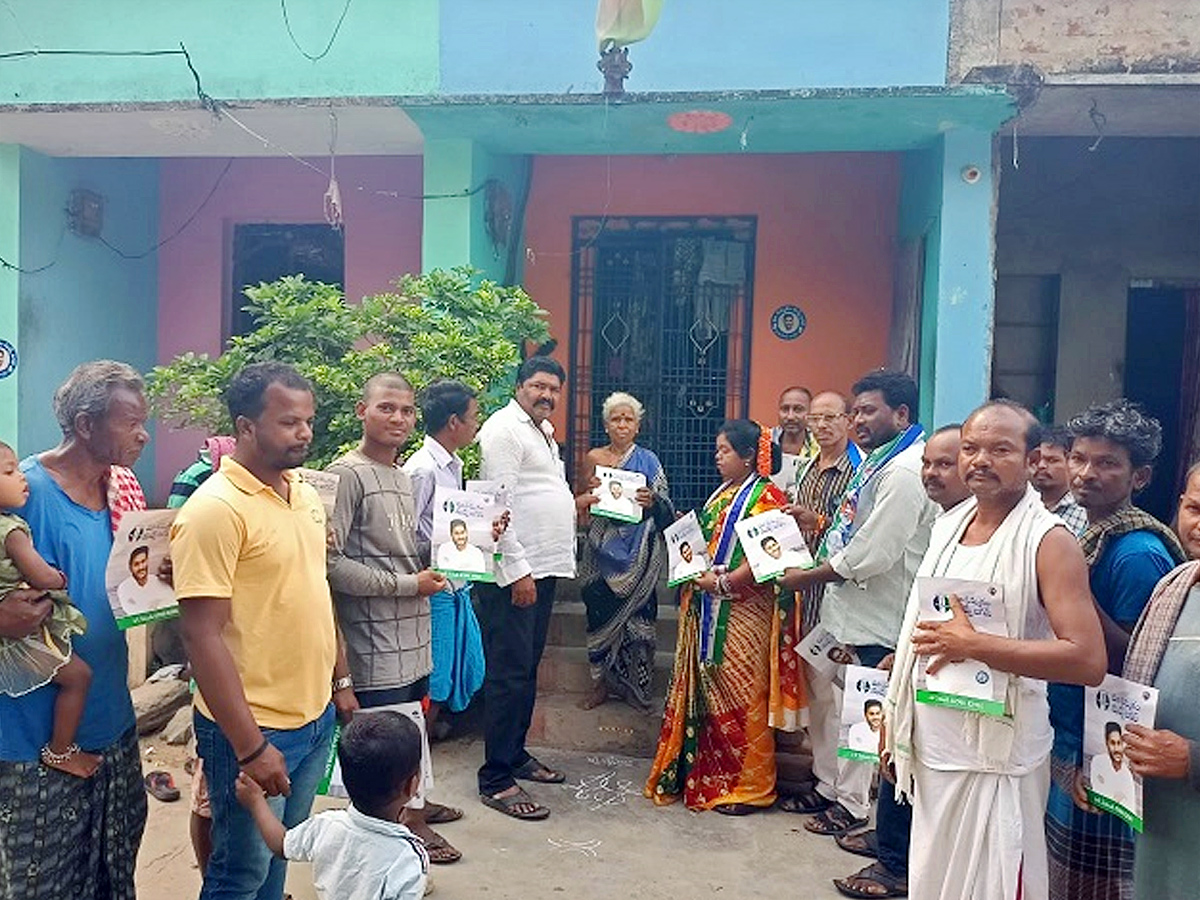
[514, 759, 565, 784]
[479, 787, 551, 821]
[713, 802, 763, 816]
[420, 832, 462, 865]
[804, 802, 868, 837]
[144, 770, 181, 803]
[833, 861, 908, 898]
[836, 829, 879, 859]
[425, 802, 464, 825]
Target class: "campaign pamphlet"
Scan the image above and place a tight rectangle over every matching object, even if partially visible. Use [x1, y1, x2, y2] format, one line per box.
[106, 509, 179, 630]
[297, 468, 341, 519]
[465, 479, 502, 503]
[796, 623, 859, 677]
[431, 486, 498, 582]
[591, 466, 646, 524]
[838, 664, 889, 763]
[733, 509, 814, 583]
[318, 701, 434, 803]
[664, 511, 710, 587]
[1084, 673, 1158, 832]
[914, 577, 1009, 716]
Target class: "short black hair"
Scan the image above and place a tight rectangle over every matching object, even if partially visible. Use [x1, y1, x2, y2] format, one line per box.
[679, 541, 691, 551]
[931, 423, 962, 438]
[361, 372, 412, 402]
[864, 699, 883, 714]
[516, 355, 565, 387]
[129, 545, 150, 562]
[1034, 424, 1073, 454]
[851, 370, 919, 421]
[1105, 720, 1122, 739]
[717, 419, 782, 476]
[225, 362, 312, 423]
[449, 518, 467, 532]
[1067, 400, 1162, 468]
[420, 380, 476, 433]
[337, 711, 422, 814]
[965, 399, 1040, 453]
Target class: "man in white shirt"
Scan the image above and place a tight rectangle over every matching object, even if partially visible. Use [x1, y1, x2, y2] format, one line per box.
[597, 478, 638, 520]
[847, 699, 884, 754]
[759, 535, 811, 572]
[1090, 721, 1136, 809]
[436, 520, 488, 576]
[476, 357, 578, 820]
[779, 370, 937, 837]
[115, 545, 175, 616]
[671, 541, 705, 582]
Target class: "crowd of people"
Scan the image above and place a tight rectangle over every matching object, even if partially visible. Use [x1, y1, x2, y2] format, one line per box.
[0, 356, 1197, 900]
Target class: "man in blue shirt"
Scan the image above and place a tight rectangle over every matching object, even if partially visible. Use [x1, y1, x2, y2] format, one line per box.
[1045, 399, 1186, 900]
[0, 360, 151, 900]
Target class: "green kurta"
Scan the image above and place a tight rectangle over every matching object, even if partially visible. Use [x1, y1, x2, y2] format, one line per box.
[1135, 584, 1200, 898]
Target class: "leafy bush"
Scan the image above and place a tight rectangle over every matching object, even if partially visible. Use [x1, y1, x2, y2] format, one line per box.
[147, 268, 550, 469]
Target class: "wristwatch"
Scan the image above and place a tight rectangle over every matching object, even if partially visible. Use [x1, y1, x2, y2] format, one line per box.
[332, 675, 354, 693]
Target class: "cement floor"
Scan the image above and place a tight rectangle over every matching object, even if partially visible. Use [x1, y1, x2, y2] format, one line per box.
[136, 736, 857, 900]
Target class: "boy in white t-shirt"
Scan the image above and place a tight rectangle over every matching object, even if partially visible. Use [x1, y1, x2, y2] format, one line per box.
[236, 711, 429, 900]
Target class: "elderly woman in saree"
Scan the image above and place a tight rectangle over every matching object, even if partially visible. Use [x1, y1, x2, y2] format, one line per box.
[645, 419, 803, 815]
[577, 392, 674, 712]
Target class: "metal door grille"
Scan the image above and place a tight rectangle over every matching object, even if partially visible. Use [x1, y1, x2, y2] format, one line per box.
[569, 216, 756, 512]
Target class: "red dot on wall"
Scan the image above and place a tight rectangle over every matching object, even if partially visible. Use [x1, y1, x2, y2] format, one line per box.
[667, 110, 733, 134]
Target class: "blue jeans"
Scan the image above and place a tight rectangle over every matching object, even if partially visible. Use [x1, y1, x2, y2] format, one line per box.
[195, 705, 335, 900]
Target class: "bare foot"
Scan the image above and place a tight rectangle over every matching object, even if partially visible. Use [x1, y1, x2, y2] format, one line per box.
[42, 745, 101, 778]
[577, 681, 609, 710]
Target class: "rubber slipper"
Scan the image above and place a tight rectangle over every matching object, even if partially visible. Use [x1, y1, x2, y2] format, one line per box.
[713, 802, 763, 816]
[144, 770, 181, 802]
[804, 802, 868, 836]
[833, 861, 908, 898]
[514, 759, 565, 784]
[425, 802, 464, 825]
[836, 829, 879, 859]
[778, 786, 831, 814]
[421, 832, 462, 865]
[479, 788, 550, 820]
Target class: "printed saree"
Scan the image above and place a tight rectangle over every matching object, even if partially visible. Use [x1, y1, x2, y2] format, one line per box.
[644, 475, 801, 810]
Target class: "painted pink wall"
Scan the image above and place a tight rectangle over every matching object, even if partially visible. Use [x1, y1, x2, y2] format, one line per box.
[154, 155, 423, 501]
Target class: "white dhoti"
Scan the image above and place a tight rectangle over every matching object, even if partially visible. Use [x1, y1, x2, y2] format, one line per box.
[910, 754, 1051, 900]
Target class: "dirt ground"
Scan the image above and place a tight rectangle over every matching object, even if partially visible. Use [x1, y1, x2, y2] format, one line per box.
[135, 735, 862, 900]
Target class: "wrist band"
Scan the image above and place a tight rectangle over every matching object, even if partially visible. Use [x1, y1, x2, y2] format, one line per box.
[238, 738, 270, 767]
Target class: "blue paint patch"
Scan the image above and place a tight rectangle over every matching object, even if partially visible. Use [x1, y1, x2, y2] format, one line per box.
[0, 340, 16, 379]
[770, 305, 806, 340]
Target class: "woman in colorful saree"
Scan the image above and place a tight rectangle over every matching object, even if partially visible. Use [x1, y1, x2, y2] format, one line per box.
[644, 419, 801, 814]
[578, 392, 674, 712]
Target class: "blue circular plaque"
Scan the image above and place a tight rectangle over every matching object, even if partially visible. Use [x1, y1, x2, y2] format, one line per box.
[770, 305, 806, 340]
[0, 340, 16, 379]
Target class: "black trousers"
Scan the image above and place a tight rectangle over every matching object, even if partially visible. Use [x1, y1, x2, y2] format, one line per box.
[476, 577, 558, 795]
[876, 776, 912, 877]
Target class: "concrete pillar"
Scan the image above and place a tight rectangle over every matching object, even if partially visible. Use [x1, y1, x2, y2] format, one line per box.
[926, 128, 997, 427]
[0, 146, 20, 444]
[421, 139, 529, 284]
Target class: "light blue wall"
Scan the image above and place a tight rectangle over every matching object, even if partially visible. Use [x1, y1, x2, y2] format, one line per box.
[0, 147, 19, 444]
[898, 146, 943, 427]
[17, 150, 159, 487]
[439, 0, 949, 95]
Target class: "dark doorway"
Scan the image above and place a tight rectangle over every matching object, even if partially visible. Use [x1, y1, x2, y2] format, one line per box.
[1124, 287, 1187, 522]
[229, 224, 345, 338]
[569, 216, 756, 512]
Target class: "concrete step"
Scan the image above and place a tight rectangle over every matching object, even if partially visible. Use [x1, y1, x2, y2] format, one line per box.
[529, 691, 663, 758]
[545, 600, 680, 648]
[537, 644, 676, 696]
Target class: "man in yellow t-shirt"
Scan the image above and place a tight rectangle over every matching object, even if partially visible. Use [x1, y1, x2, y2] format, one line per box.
[171, 361, 348, 900]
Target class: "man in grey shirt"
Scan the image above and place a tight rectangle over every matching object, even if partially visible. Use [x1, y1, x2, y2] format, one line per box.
[327, 373, 460, 863]
[779, 370, 937, 837]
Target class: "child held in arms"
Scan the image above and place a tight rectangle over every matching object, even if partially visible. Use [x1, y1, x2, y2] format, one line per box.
[0, 440, 98, 778]
[236, 711, 429, 900]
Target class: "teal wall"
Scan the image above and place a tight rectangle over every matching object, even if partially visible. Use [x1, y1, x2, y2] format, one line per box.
[0, 0, 438, 104]
[898, 146, 943, 427]
[15, 150, 159, 487]
[0, 147, 19, 444]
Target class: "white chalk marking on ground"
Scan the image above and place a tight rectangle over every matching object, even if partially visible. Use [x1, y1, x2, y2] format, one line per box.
[547, 838, 603, 857]
[563, 770, 641, 811]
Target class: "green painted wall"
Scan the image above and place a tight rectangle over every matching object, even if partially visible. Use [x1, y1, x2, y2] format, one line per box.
[0, 0, 438, 105]
[0, 146, 19, 443]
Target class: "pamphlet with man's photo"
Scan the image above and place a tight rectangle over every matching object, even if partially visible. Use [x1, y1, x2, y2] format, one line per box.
[1084, 673, 1158, 832]
[838, 664, 888, 763]
[431, 486, 498, 582]
[106, 509, 179, 630]
[796, 623, 859, 678]
[591, 465, 646, 524]
[733, 509, 814, 583]
[664, 511, 710, 587]
[914, 576, 1009, 717]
